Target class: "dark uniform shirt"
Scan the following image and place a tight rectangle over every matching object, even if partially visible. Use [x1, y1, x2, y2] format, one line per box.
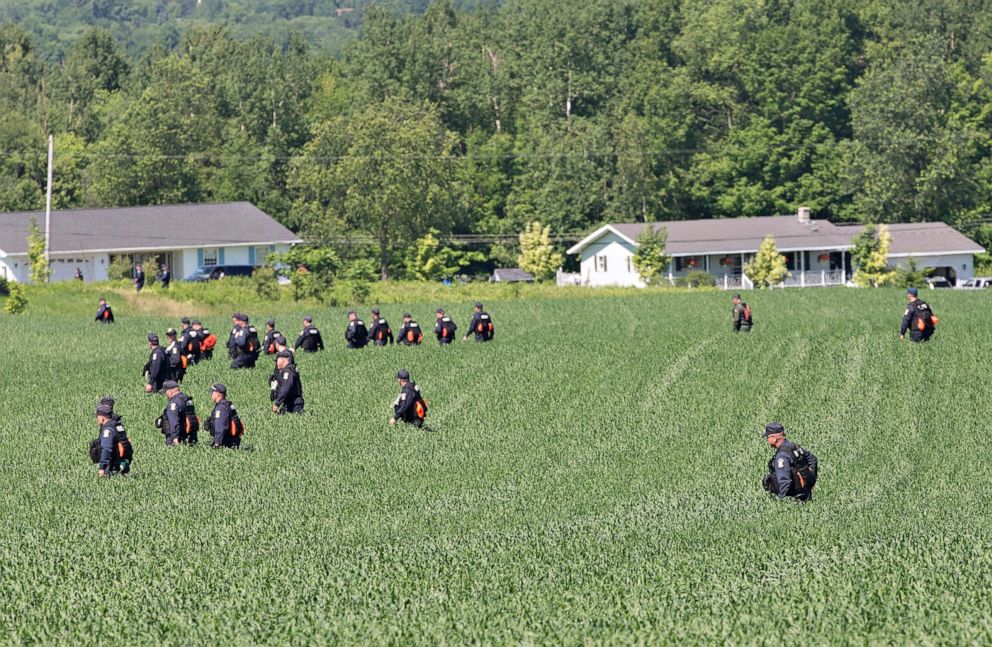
[295, 325, 325, 352]
[434, 316, 457, 344]
[368, 318, 394, 346]
[231, 326, 260, 368]
[134, 269, 144, 292]
[467, 311, 495, 341]
[180, 327, 201, 364]
[162, 391, 198, 445]
[159, 269, 170, 288]
[209, 398, 241, 448]
[901, 299, 935, 342]
[144, 347, 169, 391]
[273, 364, 305, 413]
[345, 319, 369, 349]
[262, 330, 280, 355]
[165, 340, 185, 382]
[227, 325, 239, 359]
[95, 304, 114, 323]
[393, 381, 427, 427]
[766, 440, 818, 501]
[98, 417, 132, 473]
[397, 321, 423, 345]
[733, 302, 752, 332]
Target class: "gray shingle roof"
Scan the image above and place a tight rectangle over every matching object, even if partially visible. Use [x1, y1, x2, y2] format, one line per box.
[492, 268, 534, 282]
[0, 202, 302, 256]
[570, 216, 984, 257]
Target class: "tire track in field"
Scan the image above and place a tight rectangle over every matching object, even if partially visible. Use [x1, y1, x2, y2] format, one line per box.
[638, 336, 718, 413]
[751, 336, 811, 425]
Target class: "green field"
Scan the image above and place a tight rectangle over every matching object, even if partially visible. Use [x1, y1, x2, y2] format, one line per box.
[2, 287, 991, 644]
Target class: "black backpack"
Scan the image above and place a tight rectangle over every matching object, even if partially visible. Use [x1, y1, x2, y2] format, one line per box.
[789, 445, 817, 490]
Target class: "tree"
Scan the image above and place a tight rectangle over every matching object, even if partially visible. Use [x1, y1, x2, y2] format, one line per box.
[632, 226, 672, 286]
[851, 224, 894, 287]
[517, 221, 562, 281]
[891, 258, 932, 290]
[404, 229, 484, 281]
[3, 282, 27, 314]
[27, 216, 49, 284]
[744, 235, 788, 288]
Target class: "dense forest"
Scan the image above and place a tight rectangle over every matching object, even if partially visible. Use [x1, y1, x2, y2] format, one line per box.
[2, 0, 992, 279]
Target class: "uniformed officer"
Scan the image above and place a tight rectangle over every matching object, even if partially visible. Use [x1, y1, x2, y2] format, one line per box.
[345, 310, 369, 349]
[273, 333, 295, 364]
[732, 294, 753, 333]
[208, 383, 244, 448]
[463, 302, 494, 342]
[192, 320, 216, 360]
[900, 287, 937, 343]
[368, 308, 394, 346]
[271, 351, 304, 414]
[157, 380, 199, 445]
[164, 327, 186, 383]
[389, 368, 428, 428]
[143, 333, 169, 393]
[179, 317, 201, 364]
[93, 402, 133, 477]
[295, 315, 325, 353]
[434, 308, 457, 345]
[95, 298, 114, 324]
[397, 313, 423, 346]
[263, 319, 280, 355]
[230, 314, 260, 369]
[761, 422, 818, 502]
[226, 313, 241, 359]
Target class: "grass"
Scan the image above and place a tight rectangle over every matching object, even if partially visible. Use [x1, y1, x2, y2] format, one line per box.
[1, 285, 991, 643]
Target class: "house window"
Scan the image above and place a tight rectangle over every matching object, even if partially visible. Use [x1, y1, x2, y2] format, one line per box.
[596, 255, 608, 272]
[202, 247, 219, 266]
[255, 246, 270, 266]
[626, 256, 633, 273]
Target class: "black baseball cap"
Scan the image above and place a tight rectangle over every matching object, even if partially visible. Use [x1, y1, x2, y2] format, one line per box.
[210, 383, 227, 395]
[147, 333, 159, 343]
[235, 313, 249, 322]
[907, 287, 919, 297]
[762, 422, 786, 437]
[95, 404, 114, 417]
[267, 319, 275, 326]
[347, 310, 356, 316]
[396, 368, 410, 380]
[436, 307, 445, 314]
[99, 396, 115, 409]
[165, 327, 177, 337]
[191, 319, 201, 326]
[180, 317, 191, 325]
[276, 350, 292, 359]
[371, 307, 380, 315]
[304, 315, 313, 322]
[162, 380, 179, 390]
[402, 312, 411, 318]
[475, 302, 483, 308]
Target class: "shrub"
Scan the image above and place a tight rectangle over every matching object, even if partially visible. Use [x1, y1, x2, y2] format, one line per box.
[107, 256, 132, 281]
[744, 236, 789, 288]
[3, 282, 27, 314]
[0, 276, 9, 296]
[676, 271, 716, 288]
[253, 266, 280, 301]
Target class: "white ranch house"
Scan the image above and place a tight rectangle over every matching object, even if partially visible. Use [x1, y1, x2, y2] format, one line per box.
[566, 208, 985, 288]
[0, 202, 302, 283]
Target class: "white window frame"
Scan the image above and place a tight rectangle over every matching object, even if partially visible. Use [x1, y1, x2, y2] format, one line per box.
[202, 247, 219, 266]
[596, 255, 608, 272]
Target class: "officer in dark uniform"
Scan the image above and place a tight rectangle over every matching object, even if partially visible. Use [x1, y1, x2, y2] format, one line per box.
[345, 310, 369, 349]
[94, 403, 133, 477]
[732, 294, 752, 333]
[179, 317, 201, 364]
[158, 380, 199, 445]
[133, 263, 145, 292]
[900, 287, 937, 343]
[295, 315, 325, 353]
[158, 264, 171, 289]
[95, 298, 114, 324]
[143, 333, 169, 393]
[397, 313, 423, 346]
[273, 333, 295, 363]
[761, 422, 818, 502]
[389, 369, 428, 428]
[226, 313, 241, 359]
[368, 308, 394, 346]
[263, 319, 280, 355]
[208, 383, 244, 448]
[463, 302, 494, 342]
[271, 351, 304, 414]
[434, 308, 457, 345]
[164, 328, 186, 383]
[192, 320, 215, 360]
[230, 314, 260, 369]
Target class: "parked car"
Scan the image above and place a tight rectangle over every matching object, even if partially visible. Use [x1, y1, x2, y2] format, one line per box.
[960, 277, 992, 289]
[925, 276, 953, 289]
[184, 265, 257, 282]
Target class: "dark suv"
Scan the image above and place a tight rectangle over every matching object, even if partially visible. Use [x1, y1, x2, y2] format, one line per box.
[185, 265, 256, 282]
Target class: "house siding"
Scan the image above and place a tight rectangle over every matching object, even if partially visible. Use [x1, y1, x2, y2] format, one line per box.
[579, 232, 642, 287]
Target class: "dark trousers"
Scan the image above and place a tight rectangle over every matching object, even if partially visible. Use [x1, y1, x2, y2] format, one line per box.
[278, 398, 305, 414]
[230, 353, 257, 369]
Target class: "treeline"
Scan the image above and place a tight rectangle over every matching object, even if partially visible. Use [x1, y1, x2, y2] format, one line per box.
[2, 0, 992, 280]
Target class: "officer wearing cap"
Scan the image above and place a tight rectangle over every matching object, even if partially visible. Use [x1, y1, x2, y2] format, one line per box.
[390, 369, 428, 428]
[208, 384, 244, 448]
[295, 315, 325, 353]
[143, 333, 169, 393]
[271, 350, 304, 414]
[761, 423, 818, 502]
[92, 400, 133, 477]
[95, 298, 115, 324]
[179, 317, 201, 364]
[345, 310, 369, 349]
[900, 287, 937, 343]
[368, 307, 394, 346]
[397, 312, 423, 345]
[157, 380, 199, 445]
[273, 333, 295, 364]
[226, 313, 242, 359]
[230, 314, 261, 369]
[434, 308, 457, 345]
[463, 302, 494, 342]
[263, 319, 280, 355]
[732, 294, 753, 333]
[164, 328, 186, 383]
[192, 319, 216, 360]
